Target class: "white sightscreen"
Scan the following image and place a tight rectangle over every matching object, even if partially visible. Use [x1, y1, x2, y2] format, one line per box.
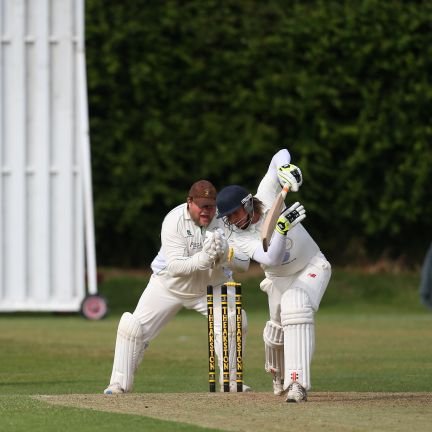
[0, 0, 97, 312]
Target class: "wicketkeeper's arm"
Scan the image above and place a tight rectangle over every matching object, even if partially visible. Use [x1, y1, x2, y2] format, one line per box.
[164, 231, 218, 276]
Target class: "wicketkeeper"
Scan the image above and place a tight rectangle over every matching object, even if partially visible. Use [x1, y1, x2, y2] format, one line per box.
[104, 180, 251, 394]
[215, 149, 331, 402]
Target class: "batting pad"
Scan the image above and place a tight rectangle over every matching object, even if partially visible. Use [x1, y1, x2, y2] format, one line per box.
[263, 320, 284, 378]
[281, 288, 315, 390]
[109, 312, 147, 392]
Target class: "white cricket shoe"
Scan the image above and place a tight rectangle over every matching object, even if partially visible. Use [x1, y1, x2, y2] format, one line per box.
[285, 381, 307, 403]
[273, 376, 284, 396]
[220, 382, 252, 392]
[104, 383, 124, 395]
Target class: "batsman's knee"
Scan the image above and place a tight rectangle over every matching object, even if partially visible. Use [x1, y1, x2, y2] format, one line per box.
[280, 288, 314, 325]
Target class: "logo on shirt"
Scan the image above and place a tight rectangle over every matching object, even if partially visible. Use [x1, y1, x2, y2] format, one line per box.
[186, 229, 192, 236]
[286, 238, 293, 250]
[282, 251, 290, 264]
[308, 273, 317, 278]
[190, 241, 201, 250]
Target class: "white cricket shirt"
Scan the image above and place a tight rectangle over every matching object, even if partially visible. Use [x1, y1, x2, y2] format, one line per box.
[151, 203, 229, 298]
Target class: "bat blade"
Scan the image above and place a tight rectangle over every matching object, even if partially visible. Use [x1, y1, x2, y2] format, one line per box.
[261, 184, 290, 251]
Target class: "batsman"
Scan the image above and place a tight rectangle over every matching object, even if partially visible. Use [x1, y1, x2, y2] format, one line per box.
[104, 180, 251, 394]
[216, 149, 331, 402]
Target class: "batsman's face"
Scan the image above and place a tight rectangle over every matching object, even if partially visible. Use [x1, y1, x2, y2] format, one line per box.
[188, 200, 216, 227]
[226, 207, 249, 229]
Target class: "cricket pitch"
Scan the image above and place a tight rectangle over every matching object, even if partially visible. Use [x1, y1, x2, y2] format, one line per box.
[36, 391, 432, 432]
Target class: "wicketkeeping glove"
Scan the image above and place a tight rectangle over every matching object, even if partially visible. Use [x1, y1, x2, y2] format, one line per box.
[275, 202, 306, 235]
[277, 164, 303, 192]
[197, 233, 218, 268]
[214, 228, 229, 259]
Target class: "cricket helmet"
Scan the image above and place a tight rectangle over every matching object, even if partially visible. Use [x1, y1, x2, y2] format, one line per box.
[216, 185, 253, 218]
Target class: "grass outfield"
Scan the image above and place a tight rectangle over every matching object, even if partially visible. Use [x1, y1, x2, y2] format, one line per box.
[1, 268, 432, 431]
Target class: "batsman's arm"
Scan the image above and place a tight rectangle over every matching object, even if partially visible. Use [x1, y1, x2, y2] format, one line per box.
[252, 233, 287, 266]
[269, 149, 291, 183]
[253, 201, 306, 266]
[256, 150, 290, 209]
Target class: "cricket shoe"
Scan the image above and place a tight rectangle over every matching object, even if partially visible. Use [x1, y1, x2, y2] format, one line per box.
[104, 383, 124, 395]
[285, 381, 307, 403]
[220, 382, 252, 392]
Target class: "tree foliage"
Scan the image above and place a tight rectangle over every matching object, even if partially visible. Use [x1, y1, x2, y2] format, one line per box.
[85, 0, 432, 266]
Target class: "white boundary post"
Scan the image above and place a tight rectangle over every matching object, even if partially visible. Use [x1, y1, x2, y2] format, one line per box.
[76, 0, 97, 296]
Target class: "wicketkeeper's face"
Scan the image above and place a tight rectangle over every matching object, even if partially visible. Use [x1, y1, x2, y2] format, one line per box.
[188, 199, 217, 227]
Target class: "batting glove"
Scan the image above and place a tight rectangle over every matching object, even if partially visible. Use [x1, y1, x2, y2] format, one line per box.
[277, 164, 303, 192]
[275, 202, 306, 235]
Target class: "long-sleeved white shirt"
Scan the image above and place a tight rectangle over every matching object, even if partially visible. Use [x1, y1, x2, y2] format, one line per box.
[228, 149, 320, 277]
[150, 204, 230, 298]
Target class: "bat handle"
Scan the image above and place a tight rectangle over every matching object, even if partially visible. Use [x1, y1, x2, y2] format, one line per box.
[282, 183, 290, 196]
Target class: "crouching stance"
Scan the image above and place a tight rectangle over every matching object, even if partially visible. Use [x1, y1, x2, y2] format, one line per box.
[104, 180, 250, 394]
[216, 149, 331, 402]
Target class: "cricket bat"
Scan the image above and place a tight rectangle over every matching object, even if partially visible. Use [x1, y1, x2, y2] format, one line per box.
[261, 183, 290, 252]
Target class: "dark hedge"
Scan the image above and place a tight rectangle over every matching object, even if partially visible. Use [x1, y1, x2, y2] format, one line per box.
[85, 0, 432, 267]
